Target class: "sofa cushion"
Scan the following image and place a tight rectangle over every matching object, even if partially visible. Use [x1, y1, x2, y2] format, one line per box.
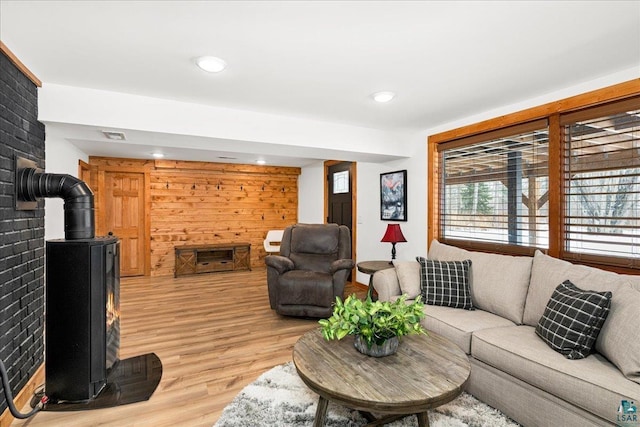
[596, 285, 640, 384]
[393, 260, 421, 299]
[472, 325, 640, 423]
[428, 240, 532, 324]
[417, 257, 473, 309]
[535, 280, 611, 360]
[421, 305, 515, 354]
[524, 250, 640, 327]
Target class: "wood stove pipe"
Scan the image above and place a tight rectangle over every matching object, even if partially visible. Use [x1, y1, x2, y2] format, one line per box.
[16, 167, 95, 240]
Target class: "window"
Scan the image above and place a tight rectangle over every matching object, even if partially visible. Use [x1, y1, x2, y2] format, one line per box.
[562, 98, 640, 267]
[438, 121, 549, 251]
[333, 170, 349, 194]
[429, 81, 640, 271]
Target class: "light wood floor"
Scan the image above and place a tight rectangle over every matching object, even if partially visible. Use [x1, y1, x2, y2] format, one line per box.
[12, 269, 366, 427]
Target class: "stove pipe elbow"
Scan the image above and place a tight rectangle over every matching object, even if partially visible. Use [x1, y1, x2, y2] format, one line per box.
[17, 168, 95, 240]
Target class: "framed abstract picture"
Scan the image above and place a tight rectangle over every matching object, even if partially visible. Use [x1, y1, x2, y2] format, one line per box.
[380, 170, 407, 221]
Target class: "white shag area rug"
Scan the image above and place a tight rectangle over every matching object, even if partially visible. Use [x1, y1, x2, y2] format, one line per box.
[215, 362, 520, 427]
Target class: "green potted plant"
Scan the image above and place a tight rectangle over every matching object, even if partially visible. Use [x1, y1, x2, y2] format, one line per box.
[318, 294, 427, 357]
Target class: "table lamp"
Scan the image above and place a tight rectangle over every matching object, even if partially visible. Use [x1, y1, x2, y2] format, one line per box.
[381, 224, 407, 264]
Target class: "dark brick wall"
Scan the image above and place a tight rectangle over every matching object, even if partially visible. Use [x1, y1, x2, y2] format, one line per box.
[0, 50, 46, 415]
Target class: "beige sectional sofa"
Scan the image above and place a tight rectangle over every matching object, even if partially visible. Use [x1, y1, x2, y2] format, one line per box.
[373, 240, 640, 427]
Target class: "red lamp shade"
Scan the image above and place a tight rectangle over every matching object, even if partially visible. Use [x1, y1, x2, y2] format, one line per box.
[381, 224, 406, 263]
[381, 224, 407, 244]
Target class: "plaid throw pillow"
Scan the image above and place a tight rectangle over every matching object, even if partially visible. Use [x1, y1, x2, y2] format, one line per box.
[417, 257, 473, 310]
[535, 280, 612, 360]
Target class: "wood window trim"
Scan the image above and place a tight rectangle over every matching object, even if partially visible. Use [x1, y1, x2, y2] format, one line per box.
[435, 118, 548, 152]
[429, 79, 640, 146]
[428, 78, 640, 273]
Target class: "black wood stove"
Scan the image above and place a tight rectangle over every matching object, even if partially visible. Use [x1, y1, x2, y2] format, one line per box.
[16, 158, 161, 410]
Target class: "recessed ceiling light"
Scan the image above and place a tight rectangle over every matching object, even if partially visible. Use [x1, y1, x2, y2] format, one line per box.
[102, 130, 126, 140]
[372, 91, 396, 103]
[152, 152, 164, 159]
[195, 56, 227, 73]
[256, 160, 266, 165]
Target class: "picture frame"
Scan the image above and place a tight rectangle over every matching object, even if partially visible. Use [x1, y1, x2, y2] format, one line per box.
[380, 169, 407, 221]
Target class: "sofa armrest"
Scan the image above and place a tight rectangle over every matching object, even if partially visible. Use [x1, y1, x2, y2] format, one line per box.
[330, 258, 355, 274]
[372, 268, 402, 302]
[265, 255, 295, 274]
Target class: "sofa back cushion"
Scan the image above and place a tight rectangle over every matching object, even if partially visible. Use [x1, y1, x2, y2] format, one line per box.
[596, 285, 640, 384]
[393, 260, 421, 299]
[527, 251, 640, 383]
[428, 240, 532, 324]
[523, 250, 640, 327]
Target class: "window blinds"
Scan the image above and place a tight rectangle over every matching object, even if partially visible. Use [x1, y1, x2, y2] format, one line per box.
[562, 98, 640, 266]
[439, 121, 549, 251]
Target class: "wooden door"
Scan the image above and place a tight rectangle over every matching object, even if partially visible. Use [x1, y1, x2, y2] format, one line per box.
[105, 172, 145, 277]
[326, 161, 355, 280]
[327, 162, 353, 233]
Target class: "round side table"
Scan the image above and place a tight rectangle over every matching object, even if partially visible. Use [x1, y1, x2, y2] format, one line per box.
[356, 260, 394, 300]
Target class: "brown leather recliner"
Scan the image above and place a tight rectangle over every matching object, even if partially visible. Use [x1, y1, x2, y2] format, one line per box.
[265, 223, 354, 318]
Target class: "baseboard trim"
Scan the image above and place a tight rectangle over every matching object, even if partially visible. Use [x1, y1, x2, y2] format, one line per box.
[0, 363, 44, 427]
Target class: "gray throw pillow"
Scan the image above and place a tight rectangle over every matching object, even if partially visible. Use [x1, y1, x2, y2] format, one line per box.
[535, 280, 611, 360]
[417, 257, 473, 310]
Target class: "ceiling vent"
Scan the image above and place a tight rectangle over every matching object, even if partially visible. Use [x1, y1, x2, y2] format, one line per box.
[102, 131, 126, 141]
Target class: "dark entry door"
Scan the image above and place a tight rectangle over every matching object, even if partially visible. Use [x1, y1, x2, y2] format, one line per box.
[327, 162, 353, 232]
[325, 161, 356, 281]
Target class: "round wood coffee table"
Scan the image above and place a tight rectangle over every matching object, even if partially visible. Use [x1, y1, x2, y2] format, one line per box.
[293, 329, 470, 427]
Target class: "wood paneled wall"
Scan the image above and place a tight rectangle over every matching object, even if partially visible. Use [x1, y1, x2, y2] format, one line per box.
[88, 157, 300, 276]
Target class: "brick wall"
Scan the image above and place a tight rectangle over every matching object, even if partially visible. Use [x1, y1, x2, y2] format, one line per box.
[0, 49, 46, 415]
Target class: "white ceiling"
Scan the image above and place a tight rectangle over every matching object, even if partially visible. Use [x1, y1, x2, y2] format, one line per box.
[1, 1, 639, 166]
